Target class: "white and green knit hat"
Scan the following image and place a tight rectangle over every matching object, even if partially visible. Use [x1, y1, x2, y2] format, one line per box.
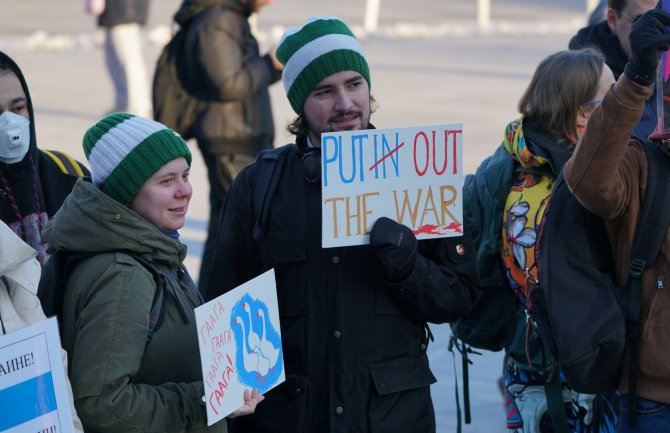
[276, 16, 370, 113]
[83, 113, 192, 205]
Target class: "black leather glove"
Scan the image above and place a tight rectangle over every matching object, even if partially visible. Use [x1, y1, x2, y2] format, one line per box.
[370, 217, 418, 281]
[624, 8, 670, 86]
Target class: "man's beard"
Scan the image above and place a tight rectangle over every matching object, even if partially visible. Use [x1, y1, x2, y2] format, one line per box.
[329, 109, 365, 130]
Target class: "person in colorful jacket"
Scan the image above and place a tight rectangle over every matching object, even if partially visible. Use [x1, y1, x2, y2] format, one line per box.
[563, 9, 670, 432]
[464, 48, 617, 433]
[42, 113, 262, 433]
[0, 51, 89, 265]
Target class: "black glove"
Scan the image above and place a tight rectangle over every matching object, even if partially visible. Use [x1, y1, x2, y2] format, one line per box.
[370, 217, 418, 281]
[624, 8, 670, 86]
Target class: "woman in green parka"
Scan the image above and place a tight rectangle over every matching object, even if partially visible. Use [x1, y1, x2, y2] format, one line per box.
[42, 113, 262, 433]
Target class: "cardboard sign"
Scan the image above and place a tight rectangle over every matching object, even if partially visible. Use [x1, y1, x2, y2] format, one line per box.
[321, 123, 464, 248]
[195, 269, 285, 426]
[0, 317, 74, 433]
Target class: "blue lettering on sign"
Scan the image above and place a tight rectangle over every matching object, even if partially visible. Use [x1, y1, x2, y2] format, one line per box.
[323, 132, 406, 186]
[322, 135, 339, 187]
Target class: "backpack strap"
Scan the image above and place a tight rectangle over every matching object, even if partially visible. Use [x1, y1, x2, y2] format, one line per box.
[135, 253, 205, 343]
[625, 142, 670, 424]
[42, 150, 85, 177]
[447, 336, 469, 433]
[177, 264, 204, 305]
[544, 369, 570, 433]
[252, 144, 295, 241]
[127, 253, 167, 344]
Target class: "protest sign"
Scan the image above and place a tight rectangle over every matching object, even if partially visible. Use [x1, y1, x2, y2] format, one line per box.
[0, 317, 74, 433]
[321, 123, 464, 248]
[195, 269, 284, 426]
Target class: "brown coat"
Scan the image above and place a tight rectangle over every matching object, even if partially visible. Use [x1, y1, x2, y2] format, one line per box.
[564, 74, 670, 404]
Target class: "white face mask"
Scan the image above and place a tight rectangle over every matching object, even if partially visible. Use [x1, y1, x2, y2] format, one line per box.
[0, 111, 31, 164]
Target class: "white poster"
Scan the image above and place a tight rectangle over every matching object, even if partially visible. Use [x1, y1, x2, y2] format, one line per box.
[0, 317, 74, 433]
[195, 269, 285, 426]
[321, 123, 464, 248]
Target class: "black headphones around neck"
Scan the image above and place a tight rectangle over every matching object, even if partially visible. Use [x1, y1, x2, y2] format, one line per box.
[300, 146, 321, 183]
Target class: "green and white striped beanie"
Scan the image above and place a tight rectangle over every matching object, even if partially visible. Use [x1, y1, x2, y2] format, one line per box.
[276, 16, 370, 113]
[83, 113, 192, 206]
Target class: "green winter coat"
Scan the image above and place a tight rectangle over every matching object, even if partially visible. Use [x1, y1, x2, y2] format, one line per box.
[42, 178, 225, 433]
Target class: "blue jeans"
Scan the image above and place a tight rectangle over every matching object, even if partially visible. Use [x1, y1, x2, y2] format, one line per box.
[618, 395, 670, 433]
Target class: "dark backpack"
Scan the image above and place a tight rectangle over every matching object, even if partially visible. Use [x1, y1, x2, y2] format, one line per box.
[449, 280, 518, 352]
[530, 143, 670, 404]
[152, 24, 206, 141]
[449, 150, 521, 354]
[37, 251, 167, 343]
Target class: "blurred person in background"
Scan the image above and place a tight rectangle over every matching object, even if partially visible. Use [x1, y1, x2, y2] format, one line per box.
[169, 0, 283, 294]
[85, 0, 153, 117]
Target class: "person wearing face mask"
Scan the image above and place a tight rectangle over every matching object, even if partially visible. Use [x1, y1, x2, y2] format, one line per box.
[463, 48, 619, 433]
[0, 52, 90, 265]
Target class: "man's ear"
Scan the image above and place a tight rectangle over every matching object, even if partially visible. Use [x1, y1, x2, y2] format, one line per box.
[606, 7, 618, 32]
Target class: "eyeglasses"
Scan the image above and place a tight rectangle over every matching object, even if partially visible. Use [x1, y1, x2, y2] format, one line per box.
[619, 11, 642, 24]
